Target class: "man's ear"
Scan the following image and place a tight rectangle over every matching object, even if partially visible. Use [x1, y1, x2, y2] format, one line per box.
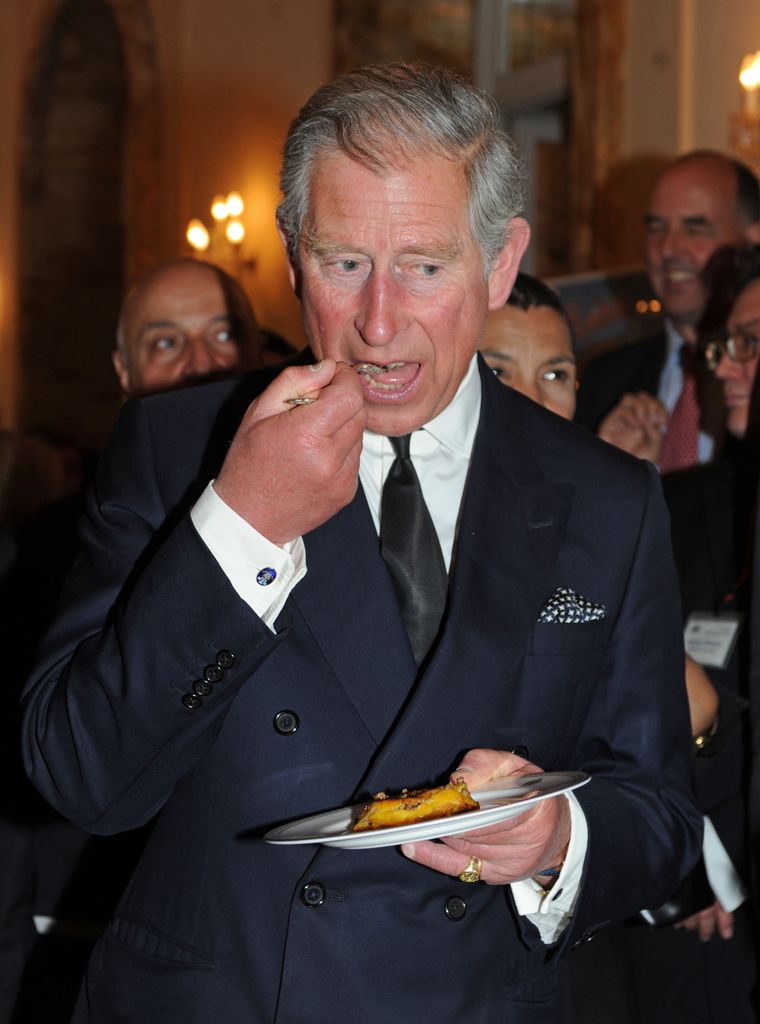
[487, 217, 531, 311]
[112, 350, 130, 397]
[277, 219, 301, 298]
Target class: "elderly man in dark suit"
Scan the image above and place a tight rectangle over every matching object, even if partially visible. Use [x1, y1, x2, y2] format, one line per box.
[21, 64, 700, 1024]
[576, 151, 760, 471]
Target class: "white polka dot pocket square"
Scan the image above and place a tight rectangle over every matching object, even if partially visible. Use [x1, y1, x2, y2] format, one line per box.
[538, 587, 606, 624]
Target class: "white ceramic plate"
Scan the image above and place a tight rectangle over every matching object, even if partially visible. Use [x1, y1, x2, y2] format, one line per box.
[263, 771, 589, 850]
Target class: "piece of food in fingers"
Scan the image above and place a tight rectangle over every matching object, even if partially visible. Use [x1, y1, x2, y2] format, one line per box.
[352, 778, 479, 832]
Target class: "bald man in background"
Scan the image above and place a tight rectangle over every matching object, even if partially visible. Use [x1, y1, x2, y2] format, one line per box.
[112, 259, 269, 398]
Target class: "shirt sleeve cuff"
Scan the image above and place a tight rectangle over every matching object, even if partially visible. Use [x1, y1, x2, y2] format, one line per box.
[509, 791, 588, 943]
[190, 481, 306, 631]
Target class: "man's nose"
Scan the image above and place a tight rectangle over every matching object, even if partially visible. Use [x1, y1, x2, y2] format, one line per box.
[355, 273, 402, 347]
[658, 224, 682, 261]
[181, 338, 219, 377]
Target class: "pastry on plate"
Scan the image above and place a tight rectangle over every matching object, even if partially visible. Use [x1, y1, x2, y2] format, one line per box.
[352, 778, 479, 832]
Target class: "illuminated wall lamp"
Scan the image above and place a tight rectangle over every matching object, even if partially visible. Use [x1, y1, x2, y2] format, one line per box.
[186, 191, 255, 275]
[730, 51, 760, 179]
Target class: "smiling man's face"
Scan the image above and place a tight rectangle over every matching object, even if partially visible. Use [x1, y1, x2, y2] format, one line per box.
[285, 149, 528, 436]
[644, 157, 753, 340]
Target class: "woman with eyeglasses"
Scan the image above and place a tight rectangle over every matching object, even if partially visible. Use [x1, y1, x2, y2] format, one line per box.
[705, 277, 760, 440]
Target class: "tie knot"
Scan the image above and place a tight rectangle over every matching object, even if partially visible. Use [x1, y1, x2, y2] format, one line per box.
[389, 434, 412, 460]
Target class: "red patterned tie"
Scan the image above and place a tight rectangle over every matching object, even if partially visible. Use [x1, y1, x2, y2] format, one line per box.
[659, 343, 700, 474]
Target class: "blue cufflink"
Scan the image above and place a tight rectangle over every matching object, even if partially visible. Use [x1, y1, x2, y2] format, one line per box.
[256, 567, 277, 586]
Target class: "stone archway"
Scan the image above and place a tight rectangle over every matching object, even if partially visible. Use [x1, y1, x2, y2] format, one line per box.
[18, 0, 160, 450]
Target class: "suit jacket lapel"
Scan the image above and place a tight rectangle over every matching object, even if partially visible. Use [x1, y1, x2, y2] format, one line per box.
[291, 488, 417, 746]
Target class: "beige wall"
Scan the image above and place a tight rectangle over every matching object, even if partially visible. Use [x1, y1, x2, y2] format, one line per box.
[625, 0, 760, 158]
[0, 0, 332, 431]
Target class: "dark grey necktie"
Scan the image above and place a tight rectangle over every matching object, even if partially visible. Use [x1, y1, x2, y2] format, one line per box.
[380, 433, 448, 665]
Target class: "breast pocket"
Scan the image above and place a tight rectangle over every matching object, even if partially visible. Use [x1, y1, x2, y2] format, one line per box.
[527, 618, 609, 656]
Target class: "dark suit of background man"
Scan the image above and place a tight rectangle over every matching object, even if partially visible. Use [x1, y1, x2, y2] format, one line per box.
[20, 63, 701, 1024]
[575, 150, 760, 462]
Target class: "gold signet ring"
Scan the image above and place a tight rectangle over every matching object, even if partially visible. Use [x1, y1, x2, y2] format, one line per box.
[284, 395, 318, 406]
[457, 856, 482, 883]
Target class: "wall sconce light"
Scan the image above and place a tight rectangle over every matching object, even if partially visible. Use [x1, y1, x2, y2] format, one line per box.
[730, 51, 760, 177]
[186, 191, 255, 276]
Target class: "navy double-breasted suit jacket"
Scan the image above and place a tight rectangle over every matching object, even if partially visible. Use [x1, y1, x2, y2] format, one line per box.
[22, 358, 701, 1023]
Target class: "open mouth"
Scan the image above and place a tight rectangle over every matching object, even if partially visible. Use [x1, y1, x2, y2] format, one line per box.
[352, 361, 420, 396]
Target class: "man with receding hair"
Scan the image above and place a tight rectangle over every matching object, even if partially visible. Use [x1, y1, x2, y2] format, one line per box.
[113, 259, 265, 397]
[22, 64, 700, 1024]
[576, 150, 760, 468]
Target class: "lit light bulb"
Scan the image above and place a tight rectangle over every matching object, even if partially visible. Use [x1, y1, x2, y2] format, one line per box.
[211, 195, 229, 221]
[186, 219, 210, 252]
[226, 191, 244, 218]
[226, 219, 245, 245]
[739, 51, 760, 90]
[739, 52, 760, 116]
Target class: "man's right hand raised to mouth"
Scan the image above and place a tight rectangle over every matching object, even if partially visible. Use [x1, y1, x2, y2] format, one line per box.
[214, 359, 367, 545]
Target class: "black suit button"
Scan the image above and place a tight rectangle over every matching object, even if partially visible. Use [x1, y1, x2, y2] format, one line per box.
[216, 650, 236, 670]
[512, 745, 530, 759]
[193, 679, 213, 697]
[182, 693, 202, 710]
[203, 664, 223, 684]
[273, 710, 300, 735]
[444, 896, 467, 921]
[301, 882, 326, 908]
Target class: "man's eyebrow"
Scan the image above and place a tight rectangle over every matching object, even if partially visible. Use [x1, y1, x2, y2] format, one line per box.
[541, 354, 576, 365]
[681, 215, 713, 230]
[303, 236, 461, 261]
[139, 319, 179, 332]
[480, 349, 515, 361]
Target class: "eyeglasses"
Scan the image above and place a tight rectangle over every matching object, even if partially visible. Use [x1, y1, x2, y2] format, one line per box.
[704, 331, 760, 370]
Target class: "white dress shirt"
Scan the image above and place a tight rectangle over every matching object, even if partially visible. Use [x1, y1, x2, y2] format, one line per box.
[190, 354, 586, 941]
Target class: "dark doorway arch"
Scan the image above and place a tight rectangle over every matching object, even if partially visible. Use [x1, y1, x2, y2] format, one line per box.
[18, 0, 160, 450]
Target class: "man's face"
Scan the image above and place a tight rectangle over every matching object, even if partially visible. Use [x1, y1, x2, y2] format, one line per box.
[481, 304, 577, 420]
[644, 158, 751, 337]
[714, 278, 760, 439]
[114, 264, 249, 398]
[286, 150, 528, 435]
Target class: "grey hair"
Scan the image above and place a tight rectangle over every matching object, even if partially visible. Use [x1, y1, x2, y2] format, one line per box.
[277, 62, 525, 276]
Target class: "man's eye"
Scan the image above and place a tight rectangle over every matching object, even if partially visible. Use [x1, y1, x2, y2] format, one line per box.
[488, 364, 509, 380]
[542, 369, 570, 383]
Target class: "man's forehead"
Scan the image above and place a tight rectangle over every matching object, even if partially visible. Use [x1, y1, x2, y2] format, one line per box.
[303, 150, 472, 251]
[648, 160, 740, 223]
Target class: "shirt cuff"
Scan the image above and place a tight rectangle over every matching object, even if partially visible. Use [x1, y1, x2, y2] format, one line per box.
[509, 791, 587, 944]
[190, 481, 306, 631]
[703, 815, 747, 912]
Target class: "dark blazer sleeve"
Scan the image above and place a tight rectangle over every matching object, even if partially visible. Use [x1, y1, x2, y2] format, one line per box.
[20, 393, 282, 834]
